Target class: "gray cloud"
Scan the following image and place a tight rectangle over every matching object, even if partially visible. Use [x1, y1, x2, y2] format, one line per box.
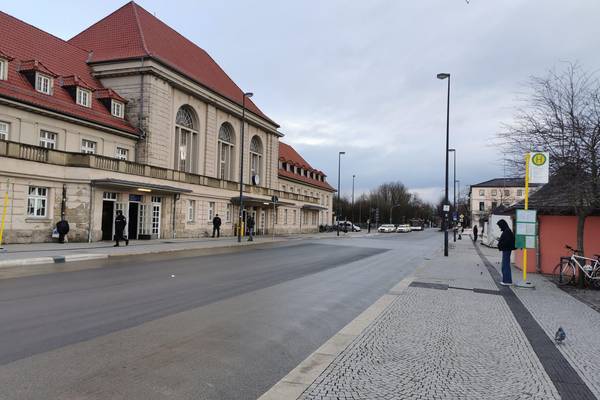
[6, 0, 600, 202]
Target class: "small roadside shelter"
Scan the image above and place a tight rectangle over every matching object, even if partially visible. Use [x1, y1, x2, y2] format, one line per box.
[507, 172, 600, 275]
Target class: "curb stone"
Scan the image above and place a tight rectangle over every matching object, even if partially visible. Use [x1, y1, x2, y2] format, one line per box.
[257, 270, 424, 400]
[0, 237, 304, 270]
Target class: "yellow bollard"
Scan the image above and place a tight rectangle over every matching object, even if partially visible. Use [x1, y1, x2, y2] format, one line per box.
[0, 184, 8, 247]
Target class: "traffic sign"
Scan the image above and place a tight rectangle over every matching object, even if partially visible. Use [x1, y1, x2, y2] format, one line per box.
[528, 152, 549, 184]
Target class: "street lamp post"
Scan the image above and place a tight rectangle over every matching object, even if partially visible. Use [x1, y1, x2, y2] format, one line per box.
[449, 148, 457, 242]
[389, 204, 401, 224]
[336, 151, 345, 236]
[351, 174, 355, 224]
[237, 92, 253, 243]
[437, 72, 451, 257]
[456, 179, 461, 226]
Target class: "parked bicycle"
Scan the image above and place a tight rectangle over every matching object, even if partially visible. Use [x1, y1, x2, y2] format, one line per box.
[553, 245, 600, 288]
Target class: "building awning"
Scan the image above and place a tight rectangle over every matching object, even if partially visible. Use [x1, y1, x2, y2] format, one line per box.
[92, 178, 192, 195]
[302, 204, 328, 211]
[230, 195, 294, 207]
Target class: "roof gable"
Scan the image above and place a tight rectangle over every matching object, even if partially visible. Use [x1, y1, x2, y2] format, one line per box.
[471, 178, 542, 188]
[278, 142, 334, 191]
[0, 11, 137, 134]
[69, 1, 276, 126]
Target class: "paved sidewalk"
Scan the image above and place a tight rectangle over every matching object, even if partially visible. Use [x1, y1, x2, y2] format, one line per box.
[480, 245, 600, 399]
[265, 237, 600, 399]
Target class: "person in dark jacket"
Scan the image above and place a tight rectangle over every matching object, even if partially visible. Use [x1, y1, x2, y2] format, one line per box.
[114, 210, 129, 247]
[56, 219, 70, 244]
[497, 219, 515, 285]
[472, 225, 478, 242]
[212, 214, 222, 238]
[247, 215, 255, 241]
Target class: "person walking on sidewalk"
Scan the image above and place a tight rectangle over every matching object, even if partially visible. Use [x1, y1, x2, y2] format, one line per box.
[247, 215, 255, 241]
[212, 214, 222, 238]
[56, 218, 70, 244]
[472, 225, 478, 242]
[497, 219, 515, 285]
[114, 210, 129, 247]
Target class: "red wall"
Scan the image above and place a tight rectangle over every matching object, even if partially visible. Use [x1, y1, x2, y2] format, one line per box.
[515, 215, 600, 275]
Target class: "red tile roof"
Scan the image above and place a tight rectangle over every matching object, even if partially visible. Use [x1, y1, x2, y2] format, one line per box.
[278, 142, 335, 191]
[69, 1, 277, 127]
[0, 11, 137, 135]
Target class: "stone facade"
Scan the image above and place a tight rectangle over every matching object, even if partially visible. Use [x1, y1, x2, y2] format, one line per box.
[0, 8, 334, 244]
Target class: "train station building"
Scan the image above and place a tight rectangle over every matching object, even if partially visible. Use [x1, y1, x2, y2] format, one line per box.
[0, 2, 335, 243]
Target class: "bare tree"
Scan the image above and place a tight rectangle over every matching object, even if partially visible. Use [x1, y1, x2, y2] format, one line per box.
[334, 181, 436, 225]
[500, 63, 600, 256]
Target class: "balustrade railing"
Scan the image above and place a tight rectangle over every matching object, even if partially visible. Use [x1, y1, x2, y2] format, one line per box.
[0, 140, 321, 204]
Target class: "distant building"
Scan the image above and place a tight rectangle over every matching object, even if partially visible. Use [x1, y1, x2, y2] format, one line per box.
[469, 178, 541, 228]
[277, 143, 335, 232]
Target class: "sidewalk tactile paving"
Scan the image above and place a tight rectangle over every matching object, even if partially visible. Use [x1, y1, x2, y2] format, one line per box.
[300, 286, 559, 400]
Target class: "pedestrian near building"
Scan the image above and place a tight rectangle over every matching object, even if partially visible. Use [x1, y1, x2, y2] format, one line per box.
[114, 210, 129, 247]
[472, 225, 478, 242]
[56, 219, 70, 244]
[247, 215, 255, 242]
[212, 214, 222, 238]
[497, 219, 515, 285]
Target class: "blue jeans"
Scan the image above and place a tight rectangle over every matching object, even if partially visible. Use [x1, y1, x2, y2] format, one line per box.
[502, 250, 513, 284]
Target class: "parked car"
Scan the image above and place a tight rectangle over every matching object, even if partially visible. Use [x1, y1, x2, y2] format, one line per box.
[396, 224, 412, 233]
[338, 221, 361, 232]
[410, 225, 424, 231]
[378, 224, 396, 233]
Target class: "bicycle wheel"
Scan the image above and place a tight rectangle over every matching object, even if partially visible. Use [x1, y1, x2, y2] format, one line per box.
[590, 268, 600, 289]
[553, 261, 576, 286]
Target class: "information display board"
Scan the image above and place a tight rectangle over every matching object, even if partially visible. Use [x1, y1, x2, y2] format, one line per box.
[515, 209, 537, 249]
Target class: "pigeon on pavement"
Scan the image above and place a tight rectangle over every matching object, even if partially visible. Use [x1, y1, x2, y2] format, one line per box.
[555, 327, 566, 343]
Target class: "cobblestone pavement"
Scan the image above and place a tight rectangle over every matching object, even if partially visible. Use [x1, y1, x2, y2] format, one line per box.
[481, 246, 600, 399]
[300, 241, 560, 400]
[559, 285, 600, 313]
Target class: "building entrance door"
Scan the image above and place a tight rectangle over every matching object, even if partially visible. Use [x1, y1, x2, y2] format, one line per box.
[128, 202, 139, 240]
[260, 210, 266, 235]
[101, 201, 114, 241]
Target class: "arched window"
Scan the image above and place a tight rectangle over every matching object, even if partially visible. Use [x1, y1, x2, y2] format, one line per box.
[249, 136, 263, 185]
[175, 106, 198, 173]
[218, 123, 235, 180]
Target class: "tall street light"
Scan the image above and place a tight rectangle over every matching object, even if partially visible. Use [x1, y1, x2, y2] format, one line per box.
[389, 204, 401, 224]
[237, 92, 253, 243]
[351, 174, 356, 224]
[449, 148, 457, 242]
[456, 179, 461, 226]
[336, 151, 345, 236]
[437, 72, 450, 256]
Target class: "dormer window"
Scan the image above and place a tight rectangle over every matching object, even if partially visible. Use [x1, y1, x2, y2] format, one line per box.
[35, 73, 53, 95]
[0, 59, 7, 80]
[111, 100, 124, 118]
[76, 87, 92, 108]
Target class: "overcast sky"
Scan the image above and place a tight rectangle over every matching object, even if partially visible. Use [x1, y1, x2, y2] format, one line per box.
[4, 1, 600, 203]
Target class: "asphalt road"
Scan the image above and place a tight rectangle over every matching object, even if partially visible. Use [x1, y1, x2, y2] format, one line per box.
[0, 231, 440, 400]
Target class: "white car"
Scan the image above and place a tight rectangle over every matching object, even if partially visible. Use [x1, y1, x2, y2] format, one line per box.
[338, 221, 361, 232]
[396, 224, 412, 233]
[410, 225, 424, 231]
[378, 224, 396, 233]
